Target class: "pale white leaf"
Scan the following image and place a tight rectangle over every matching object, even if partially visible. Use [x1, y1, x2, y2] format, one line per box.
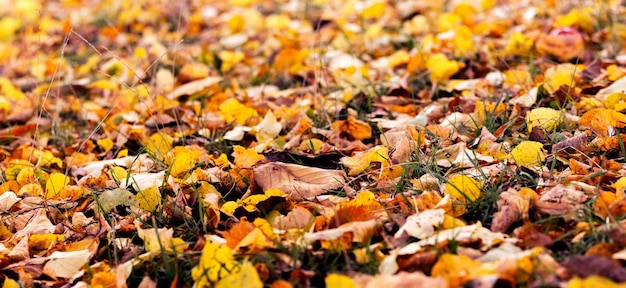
[43, 249, 91, 279]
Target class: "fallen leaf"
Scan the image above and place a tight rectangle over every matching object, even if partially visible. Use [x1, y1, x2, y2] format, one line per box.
[578, 108, 626, 136]
[45, 173, 70, 198]
[445, 174, 483, 203]
[42, 249, 91, 279]
[562, 255, 626, 282]
[171, 76, 222, 99]
[332, 116, 372, 141]
[215, 262, 263, 288]
[394, 209, 445, 239]
[254, 162, 346, 200]
[509, 141, 545, 167]
[526, 107, 562, 133]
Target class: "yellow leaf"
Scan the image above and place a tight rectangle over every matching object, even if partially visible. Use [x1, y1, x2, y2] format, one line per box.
[505, 32, 534, 56]
[227, 14, 246, 34]
[29, 234, 65, 250]
[388, 50, 410, 68]
[97, 138, 114, 153]
[426, 53, 460, 83]
[431, 253, 481, 287]
[265, 14, 291, 30]
[265, 188, 285, 197]
[16, 167, 36, 186]
[0, 17, 21, 42]
[354, 190, 376, 206]
[526, 107, 562, 132]
[107, 166, 128, 182]
[35, 150, 63, 168]
[219, 98, 258, 125]
[211, 153, 231, 168]
[442, 214, 466, 229]
[45, 173, 70, 198]
[137, 183, 162, 212]
[215, 262, 262, 288]
[146, 132, 173, 161]
[612, 177, 626, 190]
[14, 0, 42, 21]
[254, 110, 283, 144]
[568, 276, 622, 288]
[232, 145, 264, 169]
[436, 13, 462, 32]
[445, 175, 483, 202]
[607, 65, 626, 82]
[137, 226, 187, 254]
[453, 26, 474, 57]
[168, 146, 194, 177]
[510, 141, 545, 167]
[604, 92, 626, 110]
[192, 241, 239, 286]
[505, 69, 531, 86]
[554, 8, 595, 33]
[341, 146, 390, 176]
[325, 274, 359, 288]
[542, 64, 582, 94]
[576, 97, 603, 112]
[221, 201, 237, 214]
[230, 0, 255, 6]
[299, 138, 324, 153]
[2, 278, 19, 288]
[360, 2, 385, 19]
[218, 51, 245, 72]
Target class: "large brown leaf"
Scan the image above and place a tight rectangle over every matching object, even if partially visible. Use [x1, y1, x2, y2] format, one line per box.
[253, 162, 346, 200]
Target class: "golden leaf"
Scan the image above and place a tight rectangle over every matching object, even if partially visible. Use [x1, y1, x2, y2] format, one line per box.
[137, 183, 162, 212]
[509, 141, 545, 167]
[426, 53, 460, 83]
[579, 108, 626, 136]
[215, 262, 263, 288]
[431, 254, 481, 287]
[45, 173, 70, 199]
[192, 241, 239, 286]
[232, 145, 264, 169]
[526, 107, 562, 132]
[445, 175, 483, 203]
[331, 116, 372, 141]
[325, 274, 358, 288]
[341, 146, 389, 176]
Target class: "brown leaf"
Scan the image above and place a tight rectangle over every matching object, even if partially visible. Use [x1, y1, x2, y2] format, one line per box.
[491, 188, 534, 233]
[170, 76, 222, 99]
[273, 207, 313, 230]
[562, 255, 626, 282]
[381, 124, 422, 163]
[253, 162, 346, 200]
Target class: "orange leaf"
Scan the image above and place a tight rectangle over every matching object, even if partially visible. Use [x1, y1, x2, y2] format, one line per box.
[331, 116, 372, 141]
[579, 108, 626, 136]
[232, 145, 264, 169]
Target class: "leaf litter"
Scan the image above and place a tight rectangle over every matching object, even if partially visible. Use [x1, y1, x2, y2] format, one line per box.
[1, 0, 626, 287]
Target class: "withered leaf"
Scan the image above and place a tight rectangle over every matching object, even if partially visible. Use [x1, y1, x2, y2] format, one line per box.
[253, 162, 346, 200]
[170, 76, 222, 99]
[562, 255, 626, 282]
